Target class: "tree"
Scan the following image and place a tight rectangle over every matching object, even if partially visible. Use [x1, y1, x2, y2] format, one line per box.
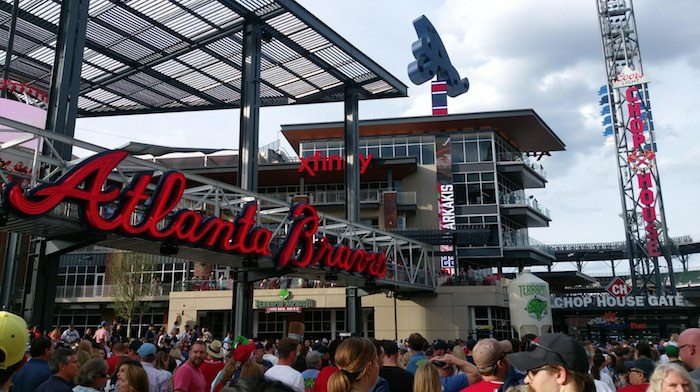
[107, 252, 156, 338]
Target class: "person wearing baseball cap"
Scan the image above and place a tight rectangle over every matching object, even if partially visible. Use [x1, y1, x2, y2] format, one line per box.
[138, 342, 172, 392]
[618, 358, 655, 392]
[0, 311, 29, 392]
[507, 333, 595, 392]
[458, 338, 512, 392]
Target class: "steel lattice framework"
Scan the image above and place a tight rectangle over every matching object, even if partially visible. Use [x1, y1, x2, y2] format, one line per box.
[0, 115, 438, 293]
[596, 0, 674, 294]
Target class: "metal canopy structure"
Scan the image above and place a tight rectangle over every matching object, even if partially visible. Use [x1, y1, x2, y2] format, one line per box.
[0, 0, 407, 117]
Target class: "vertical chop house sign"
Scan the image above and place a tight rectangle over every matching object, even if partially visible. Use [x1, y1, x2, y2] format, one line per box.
[3, 151, 387, 278]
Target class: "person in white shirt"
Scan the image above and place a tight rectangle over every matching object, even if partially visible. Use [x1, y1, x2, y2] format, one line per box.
[264, 338, 304, 392]
[137, 343, 171, 392]
[60, 325, 81, 345]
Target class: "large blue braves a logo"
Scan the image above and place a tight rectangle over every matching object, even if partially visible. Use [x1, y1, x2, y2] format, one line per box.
[407, 15, 469, 97]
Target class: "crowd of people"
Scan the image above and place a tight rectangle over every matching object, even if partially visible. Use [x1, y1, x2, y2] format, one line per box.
[0, 310, 698, 392]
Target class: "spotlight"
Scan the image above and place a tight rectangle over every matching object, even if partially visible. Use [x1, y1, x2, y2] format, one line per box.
[0, 213, 7, 227]
[242, 257, 258, 268]
[159, 242, 179, 256]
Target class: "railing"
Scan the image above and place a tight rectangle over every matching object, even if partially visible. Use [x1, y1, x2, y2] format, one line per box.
[496, 152, 547, 179]
[550, 235, 695, 252]
[502, 229, 555, 256]
[170, 277, 342, 292]
[55, 285, 172, 299]
[499, 189, 551, 219]
[258, 189, 382, 206]
[396, 191, 417, 205]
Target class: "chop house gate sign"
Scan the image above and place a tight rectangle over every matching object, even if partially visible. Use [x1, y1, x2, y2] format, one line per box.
[3, 150, 387, 278]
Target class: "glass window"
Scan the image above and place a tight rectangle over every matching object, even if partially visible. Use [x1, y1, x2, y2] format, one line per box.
[468, 184, 481, 204]
[467, 173, 479, 183]
[454, 184, 466, 204]
[422, 144, 435, 164]
[381, 146, 393, 158]
[481, 172, 494, 181]
[479, 141, 493, 161]
[483, 183, 496, 204]
[408, 145, 420, 159]
[465, 142, 479, 162]
[451, 143, 464, 164]
[367, 147, 379, 158]
[394, 144, 407, 157]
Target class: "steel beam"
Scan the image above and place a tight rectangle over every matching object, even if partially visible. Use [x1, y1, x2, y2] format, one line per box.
[0, 0, 19, 98]
[344, 86, 360, 223]
[0, 233, 19, 310]
[345, 287, 363, 336]
[44, 0, 89, 161]
[237, 20, 262, 192]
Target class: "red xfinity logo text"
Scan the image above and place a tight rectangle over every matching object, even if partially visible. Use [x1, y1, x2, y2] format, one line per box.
[298, 152, 373, 176]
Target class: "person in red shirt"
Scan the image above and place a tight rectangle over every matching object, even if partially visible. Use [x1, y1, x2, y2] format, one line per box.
[200, 340, 226, 387]
[106, 342, 127, 375]
[459, 338, 512, 392]
[507, 333, 595, 392]
[313, 339, 342, 392]
[173, 341, 208, 392]
[617, 359, 654, 392]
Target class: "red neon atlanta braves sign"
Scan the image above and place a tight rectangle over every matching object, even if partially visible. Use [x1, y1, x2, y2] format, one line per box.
[3, 151, 387, 278]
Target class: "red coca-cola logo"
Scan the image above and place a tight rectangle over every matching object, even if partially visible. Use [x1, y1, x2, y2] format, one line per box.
[2, 150, 387, 278]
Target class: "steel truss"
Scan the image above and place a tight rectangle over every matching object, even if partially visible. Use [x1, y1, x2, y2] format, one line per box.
[0, 115, 437, 293]
[596, 0, 674, 295]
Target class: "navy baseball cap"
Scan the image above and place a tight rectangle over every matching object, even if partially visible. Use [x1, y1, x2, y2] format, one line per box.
[507, 333, 588, 373]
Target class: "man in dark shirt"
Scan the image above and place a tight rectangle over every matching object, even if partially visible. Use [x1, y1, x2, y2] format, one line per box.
[11, 336, 53, 392]
[36, 348, 79, 392]
[379, 340, 414, 392]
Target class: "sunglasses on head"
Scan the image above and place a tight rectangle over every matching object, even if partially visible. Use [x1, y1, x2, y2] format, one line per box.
[527, 341, 568, 368]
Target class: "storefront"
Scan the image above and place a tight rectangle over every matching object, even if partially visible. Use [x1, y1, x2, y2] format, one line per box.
[551, 292, 699, 341]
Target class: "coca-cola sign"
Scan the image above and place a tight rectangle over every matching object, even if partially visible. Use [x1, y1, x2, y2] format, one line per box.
[2, 150, 387, 278]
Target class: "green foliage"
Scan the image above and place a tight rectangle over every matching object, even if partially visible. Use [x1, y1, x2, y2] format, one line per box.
[108, 252, 156, 337]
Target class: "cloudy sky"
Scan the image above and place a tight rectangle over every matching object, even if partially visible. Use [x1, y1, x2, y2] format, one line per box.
[77, 0, 700, 272]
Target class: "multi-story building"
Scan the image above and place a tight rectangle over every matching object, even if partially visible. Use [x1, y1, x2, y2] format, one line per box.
[45, 110, 565, 341]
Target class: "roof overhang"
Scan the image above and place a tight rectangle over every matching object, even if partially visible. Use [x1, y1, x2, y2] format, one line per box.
[281, 110, 566, 154]
[0, 0, 407, 117]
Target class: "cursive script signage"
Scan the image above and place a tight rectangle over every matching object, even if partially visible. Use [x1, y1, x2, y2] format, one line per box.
[298, 152, 373, 176]
[3, 150, 387, 278]
[407, 15, 469, 97]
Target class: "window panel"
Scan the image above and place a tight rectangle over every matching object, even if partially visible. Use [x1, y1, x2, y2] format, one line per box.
[465, 142, 479, 162]
[422, 144, 435, 164]
[479, 141, 493, 161]
[451, 142, 464, 164]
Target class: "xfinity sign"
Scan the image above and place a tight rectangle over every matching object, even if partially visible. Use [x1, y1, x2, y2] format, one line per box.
[606, 277, 632, 297]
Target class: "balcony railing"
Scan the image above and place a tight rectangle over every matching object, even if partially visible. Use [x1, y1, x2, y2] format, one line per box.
[396, 191, 417, 205]
[499, 190, 551, 219]
[258, 189, 381, 206]
[502, 230, 555, 256]
[55, 285, 171, 299]
[497, 152, 547, 179]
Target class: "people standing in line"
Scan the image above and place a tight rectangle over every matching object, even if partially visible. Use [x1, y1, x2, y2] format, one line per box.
[379, 340, 414, 392]
[95, 321, 111, 350]
[413, 362, 442, 392]
[406, 333, 428, 375]
[263, 341, 280, 367]
[11, 336, 53, 392]
[459, 338, 512, 392]
[73, 357, 110, 392]
[646, 363, 697, 392]
[665, 345, 684, 366]
[137, 343, 172, 392]
[117, 361, 149, 392]
[327, 338, 380, 392]
[108, 343, 129, 375]
[173, 340, 208, 392]
[36, 348, 80, 392]
[265, 338, 306, 392]
[590, 353, 615, 392]
[302, 351, 325, 391]
[678, 328, 700, 387]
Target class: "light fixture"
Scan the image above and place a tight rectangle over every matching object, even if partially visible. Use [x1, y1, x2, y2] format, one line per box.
[160, 242, 179, 256]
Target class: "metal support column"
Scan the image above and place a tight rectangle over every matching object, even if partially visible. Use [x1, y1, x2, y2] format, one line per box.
[45, 0, 90, 161]
[0, 233, 19, 310]
[232, 269, 254, 337]
[344, 86, 361, 223]
[1, 0, 19, 98]
[231, 19, 262, 338]
[25, 241, 59, 330]
[345, 287, 363, 336]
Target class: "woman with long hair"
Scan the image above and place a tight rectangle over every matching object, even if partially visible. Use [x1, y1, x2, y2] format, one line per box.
[328, 338, 379, 392]
[647, 363, 697, 392]
[590, 353, 615, 392]
[117, 361, 149, 392]
[413, 362, 442, 392]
